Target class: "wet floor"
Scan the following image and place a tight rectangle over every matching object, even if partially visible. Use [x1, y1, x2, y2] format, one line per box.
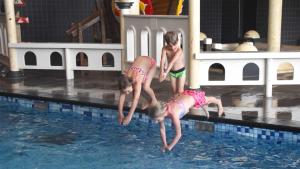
[1, 69, 300, 130]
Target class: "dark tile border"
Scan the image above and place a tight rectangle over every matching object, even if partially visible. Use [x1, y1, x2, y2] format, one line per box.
[1, 90, 300, 132]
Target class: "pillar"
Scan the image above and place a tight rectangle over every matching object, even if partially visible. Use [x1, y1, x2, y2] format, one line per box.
[267, 0, 283, 51]
[130, 0, 139, 15]
[4, 0, 23, 79]
[188, 0, 200, 89]
[265, 58, 273, 97]
[115, 1, 133, 72]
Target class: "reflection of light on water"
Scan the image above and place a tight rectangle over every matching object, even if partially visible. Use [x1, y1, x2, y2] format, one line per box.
[220, 95, 300, 121]
[191, 140, 202, 145]
[231, 156, 248, 162]
[193, 155, 212, 161]
[233, 93, 261, 107]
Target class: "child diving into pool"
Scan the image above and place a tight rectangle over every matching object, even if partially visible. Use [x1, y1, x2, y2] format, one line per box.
[148, 90, 224, 151]
[118, 56, 158, 125]
[159, 31, 186, 95]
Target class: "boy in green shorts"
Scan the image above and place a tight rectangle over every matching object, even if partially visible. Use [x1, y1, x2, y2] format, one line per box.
[159, 31, 186, 95]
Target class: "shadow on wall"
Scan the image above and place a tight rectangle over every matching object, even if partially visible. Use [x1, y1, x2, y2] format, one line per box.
[297, 39, 300, 46]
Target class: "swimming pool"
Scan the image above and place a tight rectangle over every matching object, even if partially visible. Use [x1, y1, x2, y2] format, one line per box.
[0, 97, 300, 169]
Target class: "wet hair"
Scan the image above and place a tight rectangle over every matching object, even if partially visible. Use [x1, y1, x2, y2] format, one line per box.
[164, 31, 179, 46]
[148, 102, 164, 119]
[118, 74, 133, 91]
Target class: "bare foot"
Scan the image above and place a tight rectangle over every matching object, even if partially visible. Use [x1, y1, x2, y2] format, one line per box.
[218, 107, 225, 117]
[205, 112, 210, 119]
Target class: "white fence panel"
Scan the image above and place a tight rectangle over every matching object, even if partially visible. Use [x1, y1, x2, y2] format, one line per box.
[9, 43, 122, 79]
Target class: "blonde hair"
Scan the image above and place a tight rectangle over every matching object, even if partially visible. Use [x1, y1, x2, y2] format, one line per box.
[148, 102, 164, 119]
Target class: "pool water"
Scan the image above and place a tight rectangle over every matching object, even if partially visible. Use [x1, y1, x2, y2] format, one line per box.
[0, 101, 300, 169]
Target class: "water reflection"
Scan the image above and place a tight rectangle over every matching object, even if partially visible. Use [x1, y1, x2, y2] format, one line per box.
[220, 94, 300, 121]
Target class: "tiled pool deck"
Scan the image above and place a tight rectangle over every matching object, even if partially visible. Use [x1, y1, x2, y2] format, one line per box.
[1, 70, 300, 132]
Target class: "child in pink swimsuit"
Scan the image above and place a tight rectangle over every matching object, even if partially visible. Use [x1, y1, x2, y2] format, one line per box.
[148, 89, 224, 151]
[118, 56, 157, 125]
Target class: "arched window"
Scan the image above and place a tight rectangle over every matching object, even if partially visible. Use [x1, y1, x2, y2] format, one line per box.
[126, 28, 135, 62]
[141, 28, 150, 56]
[208, 63, 225, 81]
[50, 52, 63, 66]
[102, 52, 114, 67]
[24, 51, 37, 66]
[76, 52, 88, 67]
[277, 62, 294, 80]
[243, 63, 259, 80]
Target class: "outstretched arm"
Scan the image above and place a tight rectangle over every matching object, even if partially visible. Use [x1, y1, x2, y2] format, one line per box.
[165, 116, 182, 151]
[159, 48, 167, 82]
[118, 92, 126, 124]
[122, 82, 142, 125]
[159, 121, 168, 150]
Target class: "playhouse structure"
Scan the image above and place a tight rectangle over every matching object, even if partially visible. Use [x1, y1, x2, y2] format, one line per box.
[0, 0, 299, 98]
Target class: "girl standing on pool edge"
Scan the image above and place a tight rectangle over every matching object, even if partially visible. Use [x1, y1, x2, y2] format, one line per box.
[118, 56, 158, 125]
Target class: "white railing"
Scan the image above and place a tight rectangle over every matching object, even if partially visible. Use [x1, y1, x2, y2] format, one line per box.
[123, 15, 300, 97]
[124, 15, 189, 66]
[0, 14, 8, 57]
[196, 52, 300, 97]
[9, 43, 122, 79]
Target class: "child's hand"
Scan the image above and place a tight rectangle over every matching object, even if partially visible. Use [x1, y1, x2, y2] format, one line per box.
[159, 72, 167, 82]
[159, 72, 164, 82]
[122, 115, 132, 125]
[161, 145, 172, 152]
[118, 113, 124, 125]
[160, 146, 166, 152]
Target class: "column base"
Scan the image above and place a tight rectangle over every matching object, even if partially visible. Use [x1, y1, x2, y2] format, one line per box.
[7, 70, 24, 81]
[115, 2, 133, 9]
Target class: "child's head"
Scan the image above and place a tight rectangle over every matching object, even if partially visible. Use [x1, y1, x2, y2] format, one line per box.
[148, 102, 165, 122]
[118, 74, 133, 94]
[164, 31, 179, 46]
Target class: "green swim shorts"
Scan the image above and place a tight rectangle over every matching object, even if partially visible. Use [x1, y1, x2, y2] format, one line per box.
[169, 67, 186, 78]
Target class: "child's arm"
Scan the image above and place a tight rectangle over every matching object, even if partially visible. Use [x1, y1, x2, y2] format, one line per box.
[159, 121, 168, 149]
[118, 92, 126, 124]
[159, 48, 167, 82]
[122, 82, 142, 125]
[164, 49, 183, 76]
[165, 116, 182, 151]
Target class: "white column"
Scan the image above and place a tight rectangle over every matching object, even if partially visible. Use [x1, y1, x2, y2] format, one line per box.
[4, 0, 19, 72]
[130, 0, 139, 15]
[188, 0, 200, 89]
[265, 58, 273, 97]
[267, 0, 283, 52]
[116, 1, 133, 72]
[65, 48, 74, 80]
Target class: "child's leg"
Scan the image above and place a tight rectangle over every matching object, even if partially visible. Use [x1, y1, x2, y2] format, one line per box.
[201, 105, 210, 118]
[176, 75, 186, 94]
[205, 96, 224, 116]
[143, 66, 157, 107]
[170, 77, 177, 94]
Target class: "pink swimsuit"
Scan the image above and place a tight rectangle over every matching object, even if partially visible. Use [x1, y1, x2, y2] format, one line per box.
[183, 90, 207, 108]
[128, 57, 156, 83]
[166, 100, 186, 119]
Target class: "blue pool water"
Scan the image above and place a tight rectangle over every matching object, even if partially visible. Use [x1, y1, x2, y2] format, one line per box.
[0, 101, 300, 169]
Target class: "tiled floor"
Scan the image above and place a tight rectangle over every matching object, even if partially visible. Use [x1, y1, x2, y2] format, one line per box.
[1, 69, 300, 131]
